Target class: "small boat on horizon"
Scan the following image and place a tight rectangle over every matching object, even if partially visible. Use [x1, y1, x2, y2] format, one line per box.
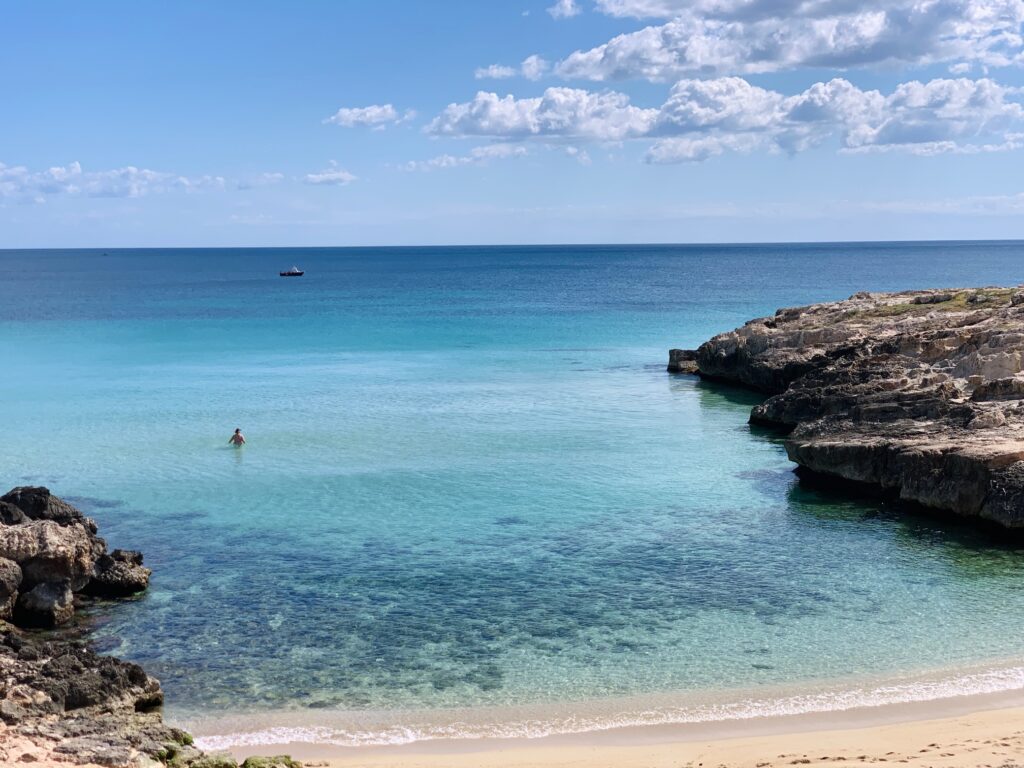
[279, 266, 304, 277]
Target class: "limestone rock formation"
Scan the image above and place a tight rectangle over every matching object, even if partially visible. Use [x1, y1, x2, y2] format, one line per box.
[680, 287, 1024, 528]
[15, 581, 75, 628]
[0, 519, 98, 591]
[0, 623, 180, 764]
[667, 348, 699, 374]
[0, 489, 295, 767]
[0, 622, 300, 767]
[84, 549, 152, 598]
[0, 487, 150, 628]
[0, 558, 21, 620]
[2, 486, 100, 532]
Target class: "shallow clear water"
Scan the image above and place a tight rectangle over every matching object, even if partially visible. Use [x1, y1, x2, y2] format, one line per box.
[3, 242, 1024, 745]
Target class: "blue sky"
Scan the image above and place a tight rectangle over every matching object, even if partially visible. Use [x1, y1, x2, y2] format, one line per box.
[3, 0, 1024, 246]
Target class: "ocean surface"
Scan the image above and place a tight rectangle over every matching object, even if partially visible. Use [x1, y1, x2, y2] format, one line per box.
[3, 242, 1024, 747]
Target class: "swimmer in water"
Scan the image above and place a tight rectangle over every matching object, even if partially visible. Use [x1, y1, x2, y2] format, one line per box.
[229, 428, 246, 447]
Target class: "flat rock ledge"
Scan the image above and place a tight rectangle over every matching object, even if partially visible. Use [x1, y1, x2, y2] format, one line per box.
[670, 286, 1024, 528]
[0, 488, 299, 768]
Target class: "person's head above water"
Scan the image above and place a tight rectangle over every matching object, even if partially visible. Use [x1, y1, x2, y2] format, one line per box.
[234, 428, 241, 434]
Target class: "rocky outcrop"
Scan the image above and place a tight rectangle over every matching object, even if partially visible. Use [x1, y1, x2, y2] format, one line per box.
[0, 520, 98, 592]
[15, 581, 75, 628]
[667, 348, 699, 374]
[0, 624, 299, 767]
[0, 559, 21, 619]
[0, 622, 193, 766]
[0, 490, 183, 765]
[83, 550, 152, 599]
[0, 488, 298, 768]
[0, 487, 149, 627]
[678, 287, 1024, 528]
[2, 487, 100, 530]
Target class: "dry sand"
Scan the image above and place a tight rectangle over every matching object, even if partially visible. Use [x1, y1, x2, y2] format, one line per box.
[227, 700, 1024, 768]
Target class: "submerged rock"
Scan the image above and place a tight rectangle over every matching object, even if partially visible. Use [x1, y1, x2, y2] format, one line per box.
[683, 286, 1024, 528]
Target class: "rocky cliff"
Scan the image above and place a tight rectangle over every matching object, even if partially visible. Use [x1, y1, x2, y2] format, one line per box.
[672, 286, 1024, 528]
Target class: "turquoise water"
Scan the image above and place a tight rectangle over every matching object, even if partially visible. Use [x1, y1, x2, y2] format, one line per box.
[4, 243, 1024, 745]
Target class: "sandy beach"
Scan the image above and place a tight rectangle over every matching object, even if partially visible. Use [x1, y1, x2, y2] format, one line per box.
[222, 696, 1024, 768]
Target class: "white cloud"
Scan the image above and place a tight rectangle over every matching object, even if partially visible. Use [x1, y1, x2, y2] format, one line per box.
[843, 78, 1023, 148]
[647, 76, 1024, 162]
[304, 162, 358, 185]
[475, 64, 519, 79]
[427, 87, 658, 140]
[521, 55, 550, 81]
[555, 0, 1024, 80]
[324, 104, 413, 128]
[548, 0, 582, 18]
[404, 143, 529, 171]
[646, 133, 766, 162]
[593, 0, 686, 16]
[425, 77, 1024, 162]
[475, 55, 550, 81]
[0, 161, 225, 201]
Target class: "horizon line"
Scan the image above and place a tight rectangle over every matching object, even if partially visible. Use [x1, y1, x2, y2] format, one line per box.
[3, 237, 1024, 252]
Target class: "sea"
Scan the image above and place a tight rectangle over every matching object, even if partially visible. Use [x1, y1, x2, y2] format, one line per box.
[3, 242, 1024, 748]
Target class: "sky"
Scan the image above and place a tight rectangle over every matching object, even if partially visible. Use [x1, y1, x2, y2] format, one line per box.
[4, 0, 1024, 247]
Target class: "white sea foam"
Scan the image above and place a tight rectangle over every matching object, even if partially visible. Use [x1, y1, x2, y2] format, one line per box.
[191, 662, 1024, 750]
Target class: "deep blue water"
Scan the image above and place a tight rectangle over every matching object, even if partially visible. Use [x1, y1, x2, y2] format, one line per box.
[3, 242, 1024, 745]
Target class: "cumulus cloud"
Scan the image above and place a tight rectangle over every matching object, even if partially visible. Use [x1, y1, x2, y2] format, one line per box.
[593, 0, 688, 16]
[554, 0, 1024, 80]
[475, 55, 550, 81]
[548, 0, 582, 18]
[304, 162, 357, 185]
[475, 64, 519, 79]
[425, 77, 1024, 162]
[403, 143, 529, 171]
[324, 104, 414, 128]
[521, 54, 550, 81]
[0, 161, 225, 202]
[427, 87, 658, 140]
[647, 76, 1024, 161]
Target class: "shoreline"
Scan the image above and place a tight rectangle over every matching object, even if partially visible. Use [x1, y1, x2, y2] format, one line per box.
[222, 692, 1024, 766]
[185, 658, 1024, 754]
